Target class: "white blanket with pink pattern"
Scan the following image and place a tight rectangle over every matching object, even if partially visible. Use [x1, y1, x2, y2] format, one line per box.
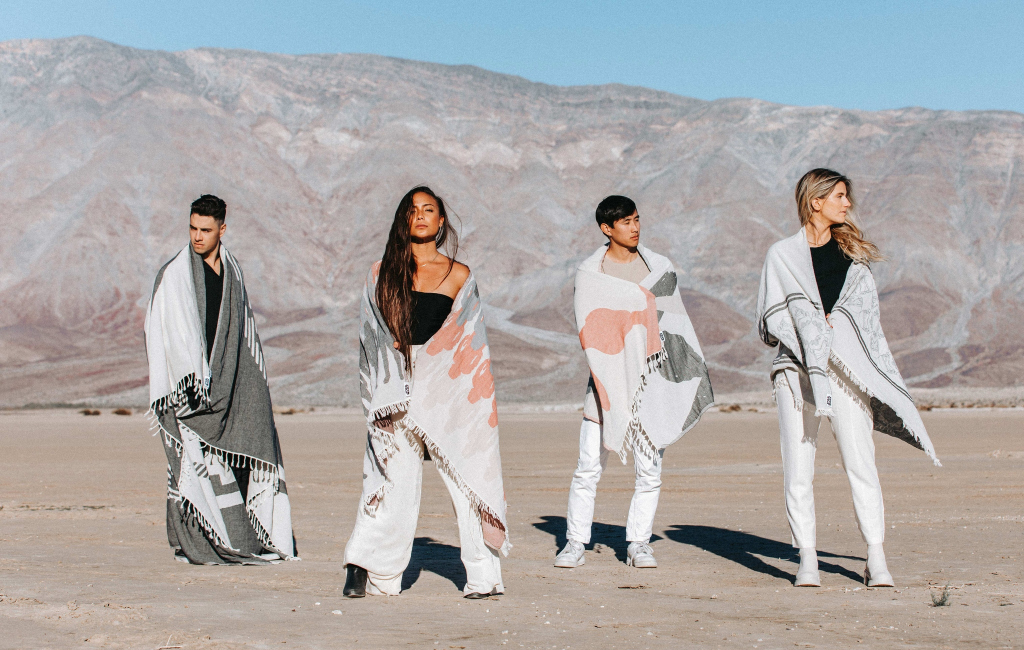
[575, 244, 714, 462]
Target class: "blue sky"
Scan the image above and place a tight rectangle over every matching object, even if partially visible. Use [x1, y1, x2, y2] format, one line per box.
[2, 0, 1021, 113]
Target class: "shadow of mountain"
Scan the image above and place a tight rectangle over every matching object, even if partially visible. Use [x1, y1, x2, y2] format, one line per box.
[401, 536, 465, 592]
[664, 524, 864, 584]
[533, 515, 663, 563]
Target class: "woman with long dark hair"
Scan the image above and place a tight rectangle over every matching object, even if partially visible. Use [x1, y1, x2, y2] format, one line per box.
[343, 186, 510, 599]
[756, 169, 939, 588]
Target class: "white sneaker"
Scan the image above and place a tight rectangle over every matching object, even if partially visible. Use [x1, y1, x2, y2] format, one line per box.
[626, 542, 657, 568]
[554, 540, 585, 568]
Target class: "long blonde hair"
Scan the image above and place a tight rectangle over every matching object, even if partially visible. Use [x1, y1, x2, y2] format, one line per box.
[795, 168, 882, 264]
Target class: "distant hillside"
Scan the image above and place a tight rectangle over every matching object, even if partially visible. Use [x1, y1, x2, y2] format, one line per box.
[1, 37, 1021, 407]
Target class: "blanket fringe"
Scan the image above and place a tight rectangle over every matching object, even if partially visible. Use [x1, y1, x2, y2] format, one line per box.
[620, 348, 666, 463]
[159, 423, 283, 487]
[244, 490, 291, 559]
[827, 353, 941, 467]
[361, 400, 411, 515]
[150, 373, 209, 416]
[159, 420, 295, 557]
[400, 415, 512, 557]
[370, 400, 411, 422]
[166, 466, 236, 552]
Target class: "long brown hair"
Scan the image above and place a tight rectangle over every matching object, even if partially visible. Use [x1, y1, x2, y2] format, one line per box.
[795, 168, 882, 265]
[375, 186, 460, 370]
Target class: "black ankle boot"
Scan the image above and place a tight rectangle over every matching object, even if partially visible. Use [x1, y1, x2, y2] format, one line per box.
[343, 565, 368, 598]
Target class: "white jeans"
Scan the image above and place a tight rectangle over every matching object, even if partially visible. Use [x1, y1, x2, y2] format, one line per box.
[344, 346, 503, 596]
[774, 363, 885, 549]
[566, 419, 664, 544]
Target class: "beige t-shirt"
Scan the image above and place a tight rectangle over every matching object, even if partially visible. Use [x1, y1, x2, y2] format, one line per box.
[602, 254, 650, 284]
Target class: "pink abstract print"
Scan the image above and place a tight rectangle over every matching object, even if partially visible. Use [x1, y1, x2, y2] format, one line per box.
[578, 288, 661, 357]
[425, 308, 464, 356]
[424, 308, 498, 428]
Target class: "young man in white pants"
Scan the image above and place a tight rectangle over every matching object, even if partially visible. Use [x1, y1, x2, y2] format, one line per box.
[561, 419, 664, 567]
[556, 195, 714, 569]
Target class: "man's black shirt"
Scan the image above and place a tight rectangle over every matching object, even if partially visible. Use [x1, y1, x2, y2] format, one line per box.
[203, 259, 223, 358]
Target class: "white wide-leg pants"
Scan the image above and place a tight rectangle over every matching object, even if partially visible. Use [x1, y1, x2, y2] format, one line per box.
[344, 347, 503, 596]
[774, 362, 885, 549]
[565, 419, 664, 544]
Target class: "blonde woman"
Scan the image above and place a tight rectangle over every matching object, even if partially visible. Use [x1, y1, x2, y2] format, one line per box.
[755, 169, 939, 588]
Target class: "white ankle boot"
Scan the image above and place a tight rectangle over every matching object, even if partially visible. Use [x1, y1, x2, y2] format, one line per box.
[795, 547, 820, 587]
[865, 544, 894, 587]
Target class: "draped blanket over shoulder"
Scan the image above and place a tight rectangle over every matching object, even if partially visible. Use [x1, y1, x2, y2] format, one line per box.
[145, 244, 296, 564]
[574, 244, 714, 462]
[755, 230, 940, 466]
[358, 262, 510, 556]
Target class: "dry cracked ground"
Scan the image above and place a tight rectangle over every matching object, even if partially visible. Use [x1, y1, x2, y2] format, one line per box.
[1, 408, 1022, 649]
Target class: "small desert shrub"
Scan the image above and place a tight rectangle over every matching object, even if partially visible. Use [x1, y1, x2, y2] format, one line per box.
[112, 408, 132, 416]
[79, 409, 101, 416]
[719, 404, 742, 413]
[931, 583, 951, 607]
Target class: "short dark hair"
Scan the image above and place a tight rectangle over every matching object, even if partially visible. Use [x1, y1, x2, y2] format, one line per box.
[595, 195, 637, 229]
[190, 194, 226, 222]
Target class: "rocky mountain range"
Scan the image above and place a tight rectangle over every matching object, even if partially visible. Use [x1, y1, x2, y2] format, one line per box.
[1, 37, 1021, 408]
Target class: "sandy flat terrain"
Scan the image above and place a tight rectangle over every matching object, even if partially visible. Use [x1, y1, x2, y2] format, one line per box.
[1, 408, 1022, 649]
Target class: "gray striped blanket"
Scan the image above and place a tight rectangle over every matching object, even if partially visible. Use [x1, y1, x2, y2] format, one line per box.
[146, 244, 296, 564]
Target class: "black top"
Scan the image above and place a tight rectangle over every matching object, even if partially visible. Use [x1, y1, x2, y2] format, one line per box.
[203, 260, 223, 358]
[410, 291, 454, 345]
[810, 237, 852, 315]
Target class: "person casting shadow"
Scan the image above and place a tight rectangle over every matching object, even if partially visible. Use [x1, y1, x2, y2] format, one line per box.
[665, 525, 864, 584]
[534, 515, 662, 564]
[401, 537, 466, 592]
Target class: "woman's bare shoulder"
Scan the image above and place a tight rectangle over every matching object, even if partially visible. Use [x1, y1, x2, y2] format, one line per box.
[448, 261, 471, 291]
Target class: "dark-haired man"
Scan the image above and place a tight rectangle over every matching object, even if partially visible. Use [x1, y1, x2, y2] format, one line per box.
[145, 194, 296, 564]
[556, 195, 714, 569]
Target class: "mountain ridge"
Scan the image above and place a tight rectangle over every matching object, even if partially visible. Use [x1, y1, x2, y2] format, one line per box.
[1, 36, 1021, 408]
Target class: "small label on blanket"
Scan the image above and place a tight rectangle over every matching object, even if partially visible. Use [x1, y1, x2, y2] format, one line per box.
[404, 382, 410, 397]
[826, 395, 832, 406]
[660, 331, 666, 342]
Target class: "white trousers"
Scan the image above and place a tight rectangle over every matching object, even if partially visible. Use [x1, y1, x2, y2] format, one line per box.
[774, 363, 885, 549]
[344, 345, 502, 596]
[565, 419, 664, 544]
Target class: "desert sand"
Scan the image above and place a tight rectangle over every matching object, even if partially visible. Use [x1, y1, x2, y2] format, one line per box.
[1, 407, 1022, 649]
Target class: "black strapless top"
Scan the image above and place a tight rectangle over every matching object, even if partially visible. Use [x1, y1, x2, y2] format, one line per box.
[411, 291, 454, 344]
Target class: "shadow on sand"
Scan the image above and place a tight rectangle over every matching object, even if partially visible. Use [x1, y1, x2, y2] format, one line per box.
[665, 524, 865, 584]
[402, 537, 465, 592]
[533, 515, 663, 563]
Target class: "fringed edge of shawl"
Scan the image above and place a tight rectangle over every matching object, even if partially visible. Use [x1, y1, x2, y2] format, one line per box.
[150, 413, 284, 484]
[400, 414, 513, 558]
[166, 464, 238, 554]
[771, 368, 804, 412]
[150, 373, 209, 416]
[827, 353, 942, 467]
[361, 399, 411, 515]
[156, 417, 297, 559]
[620, 348, 667, 464]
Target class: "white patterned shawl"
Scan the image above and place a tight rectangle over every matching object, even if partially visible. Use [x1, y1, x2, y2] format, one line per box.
[146, 244, 295, 564]
[756, 229, 940, 466]
[358, 262, 510, 556]
[575, 244, 714, 462]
